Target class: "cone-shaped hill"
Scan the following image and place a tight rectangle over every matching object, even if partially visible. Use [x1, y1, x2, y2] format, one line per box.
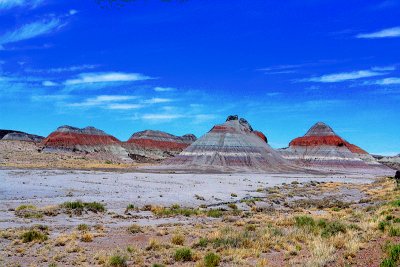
[162, 115, 299, 172]
[41, 126, 130, 160]
[280, 122, 391, 172]
[124, 130, 196, 161]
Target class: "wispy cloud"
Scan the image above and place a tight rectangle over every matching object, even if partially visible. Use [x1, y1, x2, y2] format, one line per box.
[154, 86, 176, 92]
[303, 70, 387, 83]
[0, 19, 63, 49]
[356, 27, 400, 39]
[0, 0, 43, 10]
[141, 114, 185, 121]
[68, 95, 138, 108]
[143, 97, 172, 104]
[64, 72, 151, 85]
[29, 64, 99, 74]
[375, 77, 400, 85]
[106, 103, 143, 110]
[257, 64, 307, 74]
[42, 81, 58, 87]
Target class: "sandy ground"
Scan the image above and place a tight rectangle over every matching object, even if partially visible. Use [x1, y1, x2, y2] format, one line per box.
[0, 168, 399, 266]
[0, 169, 376, 227]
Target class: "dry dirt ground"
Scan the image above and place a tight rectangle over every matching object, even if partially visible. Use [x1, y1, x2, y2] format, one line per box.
[0, 141, 143, 170]
[1, 168, 400, 267]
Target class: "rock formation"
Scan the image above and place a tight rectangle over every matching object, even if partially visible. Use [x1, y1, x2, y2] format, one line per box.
[162, 115, 298, 172]
[124, 130, 196, 162]
[280, 122, 391, 172]
[42, 125, 130, 161]
[2, 132, 44, 143]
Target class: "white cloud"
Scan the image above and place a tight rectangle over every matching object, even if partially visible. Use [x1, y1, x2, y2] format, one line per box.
[42, 81, 58, 87]
[69, 95, 137, 107]
[141, 114, 184, 121]
[107, 104, 143, 110]
[0, 19, 63, 48]
[69, 9, 78, 15]
[304, 70, 387, 83]
[29, 64, 98, 73]
[0, 0, 43, 9]
[375, 77, 400, 85]
[64, 72, 151, 85]
[371, 66, 396, 71]
[154, 86, 176, 92]
[356, 27, 400, 39]
[143, 97, 172, 104]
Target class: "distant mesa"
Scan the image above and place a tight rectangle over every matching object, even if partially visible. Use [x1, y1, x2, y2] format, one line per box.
[42, 125, 121, 148]
[0, 129, 44, 143]
[280, 122, 390, 172]
[162, 115, 298, 172]
[289, 122, 367, 154]
[41, 125, 132, 160]
[124, 130, 197, 162]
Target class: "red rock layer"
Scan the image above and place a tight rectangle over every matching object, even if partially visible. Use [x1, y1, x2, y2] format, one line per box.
[253, 131, 268, 143]
[127, 139, 189, 150]
[289, 136, 367, 154]
[42, 132, 121, 148]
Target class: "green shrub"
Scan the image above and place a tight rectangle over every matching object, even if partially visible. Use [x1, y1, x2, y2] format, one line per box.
[321, 221, 347, 237]
[171, 234, 185, 245]
[294, 216, 315, 228]
[194, 237, 208, 248]
[379, 221, 390, 231]
[77, 224, 89, 232]
[152, 264, 165, 267]
[127, 224, 142, 234]
[84, 202, 105, 213]
[174, 247, 192, 261]
[204, 252, 220, 267]
[227, 203, 238, 210]
[390, 199, 400, 206]
[21, 229, 48, 243]
[61, 201, 105, 213]
[207, 209, 223, 218]
[380, 244, 400, 267]
[389, 227, 400, 237]
[393, 218, 400, 223]
[108, 253, 127, 267]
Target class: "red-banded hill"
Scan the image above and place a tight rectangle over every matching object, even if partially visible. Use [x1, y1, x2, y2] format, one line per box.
[124, 130, 197, 161]
[161, 115, 299, 172]
[280, 122, 390, 173]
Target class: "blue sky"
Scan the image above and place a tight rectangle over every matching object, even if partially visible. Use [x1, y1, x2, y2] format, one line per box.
[0, 0, 399, 155]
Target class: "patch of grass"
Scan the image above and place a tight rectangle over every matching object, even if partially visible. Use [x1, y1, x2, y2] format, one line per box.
[388, 226, 400, 237]
[15, 204, 43, 218]
[321, 221, 347, 238]
[174, 247, 192, 262]
[77, 224, 89, 232]
[227, 203, 238, 210]
[126, 204, 135, 210]
[152, 264, 165, 267]
[127, 224, 142, 234]
[294, 215, 316, 229]
[80, 232, 93, 242]
[379, 221, 391, 231]
[152, 206, 200, 217]
[380, 243, 400, 267]
[61, 201, 105, 213]
[204, 252, 220, 267]
[207, 209, 223, 218]
[193, 237, 208, 248]
[245, 224, 256, 231]
[390, 199, 400, 207]
[108, 253, 127, 267]
[20, 229, 48, 243]
[171, 234, 185, 245]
